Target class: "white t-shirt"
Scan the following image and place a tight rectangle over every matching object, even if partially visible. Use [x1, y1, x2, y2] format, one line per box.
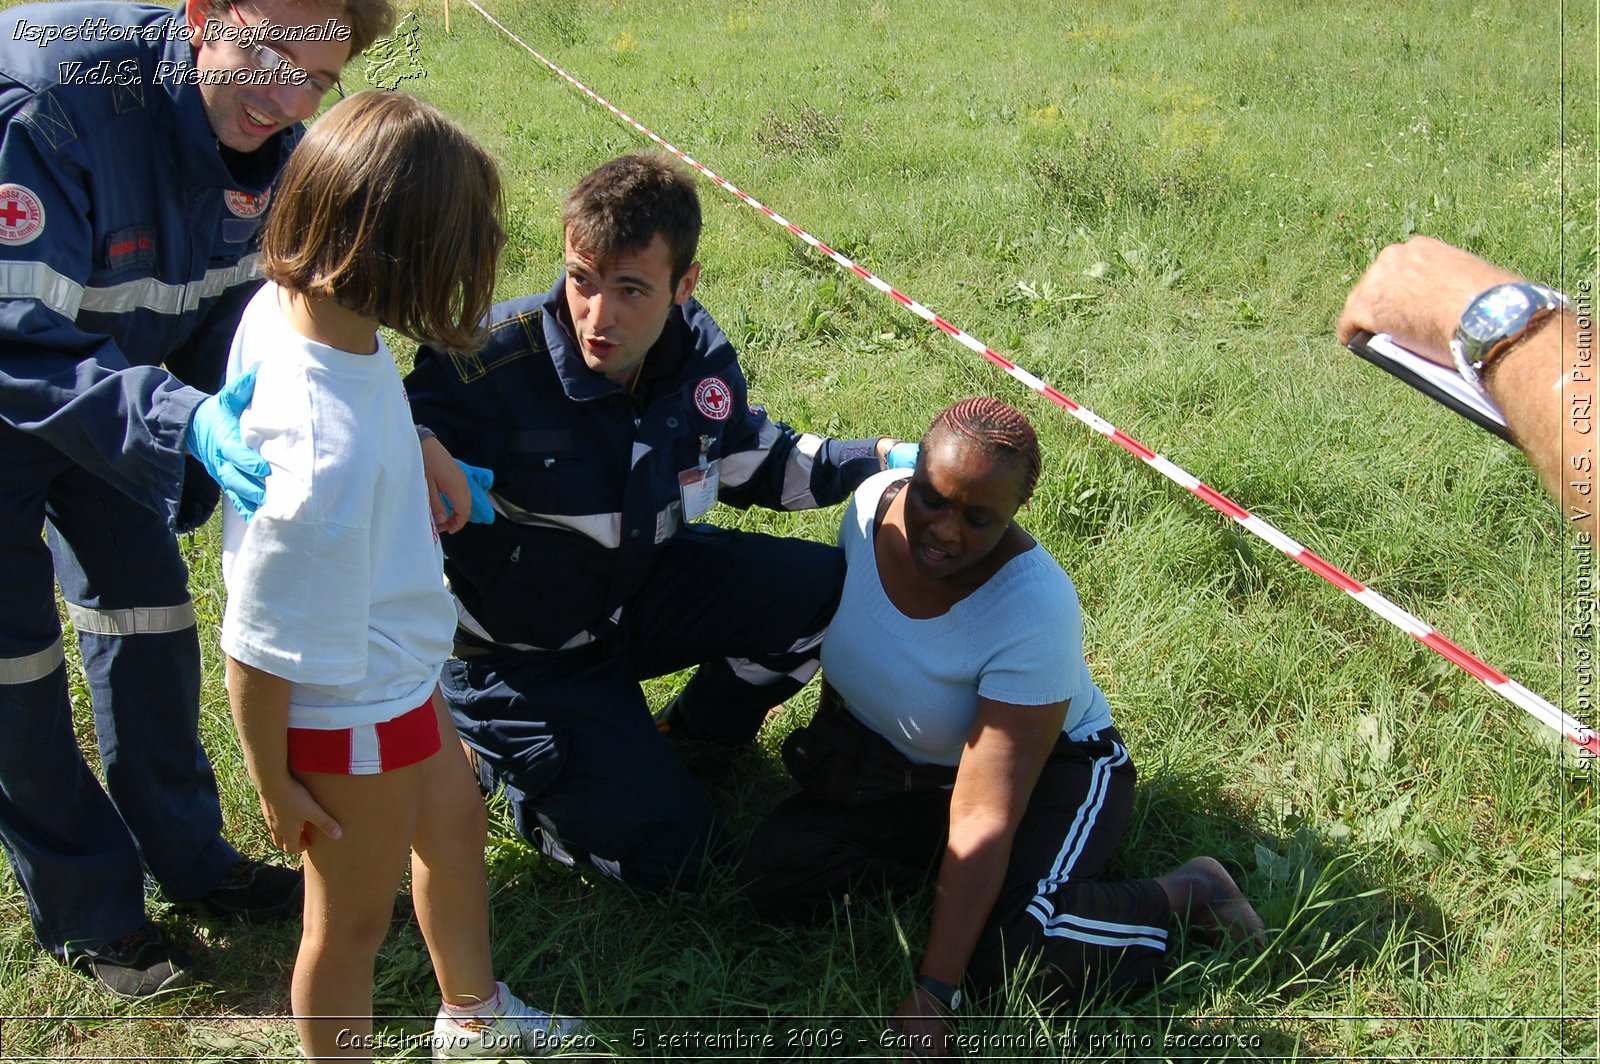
[220, 283, 455, 730]
[819, 469, 1114, 767]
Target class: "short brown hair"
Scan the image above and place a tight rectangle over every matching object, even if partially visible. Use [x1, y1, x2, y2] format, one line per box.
[204, 0, 396, 60]
[561, 153, 700, 285]
[260, 90, 503, 351]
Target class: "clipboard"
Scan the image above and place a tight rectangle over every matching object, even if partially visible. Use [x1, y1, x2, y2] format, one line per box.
[1345, 330, 1513, 444]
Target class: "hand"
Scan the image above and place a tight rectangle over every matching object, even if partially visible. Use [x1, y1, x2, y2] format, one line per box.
[420, 435, 495, 532]
[1336, 236, 1524, 368]
[255, 774, 342, 854]
[886, 442, 920, 469]
[451, 460, 495, 525]
[185, 366, 269, 519]
[890, 989, 954, 1060]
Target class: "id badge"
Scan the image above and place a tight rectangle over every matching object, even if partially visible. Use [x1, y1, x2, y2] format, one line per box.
[678, 459, 720, 520]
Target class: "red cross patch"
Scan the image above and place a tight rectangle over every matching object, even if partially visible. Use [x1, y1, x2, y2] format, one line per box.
[693, 377, 732, 421]
[224, 189, 270, 219]
[0, 184, 46, 246]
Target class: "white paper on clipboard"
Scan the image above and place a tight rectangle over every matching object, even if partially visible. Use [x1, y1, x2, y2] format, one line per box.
[1346, 331, 1512, 443]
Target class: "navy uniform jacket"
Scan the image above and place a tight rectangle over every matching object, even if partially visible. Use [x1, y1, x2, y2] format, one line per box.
[0, 2, 298, 529]
[405, 278, 884, 652]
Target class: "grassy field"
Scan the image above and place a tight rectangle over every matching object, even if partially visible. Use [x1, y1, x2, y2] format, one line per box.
[1, 0, 1596, 1059]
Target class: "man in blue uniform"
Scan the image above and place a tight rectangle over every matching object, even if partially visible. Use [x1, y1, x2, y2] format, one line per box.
[0, 0, 392, 997]
[406, 154, 909, 893]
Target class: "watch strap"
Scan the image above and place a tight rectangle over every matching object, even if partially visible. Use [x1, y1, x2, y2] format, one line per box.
[913, 974, 962, 1011]
[1451, 282, 1569, 396]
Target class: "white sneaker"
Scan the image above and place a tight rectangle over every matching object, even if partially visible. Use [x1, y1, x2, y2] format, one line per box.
[431, 983, 585, 1059]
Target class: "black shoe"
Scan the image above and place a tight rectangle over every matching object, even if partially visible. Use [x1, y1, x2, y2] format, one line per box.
[60, 923, 195, 999]
[195, 858, 303, 922]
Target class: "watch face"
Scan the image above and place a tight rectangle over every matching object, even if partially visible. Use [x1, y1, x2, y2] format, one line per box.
[1460, 284, 1535, 346]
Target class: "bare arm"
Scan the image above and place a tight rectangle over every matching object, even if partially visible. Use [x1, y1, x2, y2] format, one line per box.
[889, 695, 1068, 1057]
[1337, 236, 1592, 540]
[1480, 315, 1590, 539]
[224, 656, 341, 853]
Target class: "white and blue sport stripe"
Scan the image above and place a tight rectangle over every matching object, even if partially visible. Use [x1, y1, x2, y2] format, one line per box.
[1025, 739, 1168, 953]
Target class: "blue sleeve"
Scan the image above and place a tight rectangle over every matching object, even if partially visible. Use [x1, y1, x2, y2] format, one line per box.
[162, 280, 264, 531]
[720, 408, 883, 512]
[0, 84, 199, 527]
[975, 567, 1081, 709]
[709, 360, 882, 512]
[405, 339, 476, 457]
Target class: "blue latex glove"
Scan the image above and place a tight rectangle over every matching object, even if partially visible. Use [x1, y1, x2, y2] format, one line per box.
[443, 459, 496, 524]
[185, 366, 269, 519]
[886, 442, 920, 469]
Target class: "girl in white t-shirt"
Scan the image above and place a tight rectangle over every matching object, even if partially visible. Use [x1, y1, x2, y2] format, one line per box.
[219, 91, 578, 1060]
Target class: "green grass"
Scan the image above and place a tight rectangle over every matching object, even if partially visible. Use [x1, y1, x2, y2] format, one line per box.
[2, 0, 1596, 1059]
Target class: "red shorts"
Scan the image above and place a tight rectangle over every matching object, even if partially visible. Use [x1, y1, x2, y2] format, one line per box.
[287, 698, 441, 776]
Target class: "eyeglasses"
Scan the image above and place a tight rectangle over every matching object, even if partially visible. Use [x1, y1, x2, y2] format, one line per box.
[227, 3, 343, 102]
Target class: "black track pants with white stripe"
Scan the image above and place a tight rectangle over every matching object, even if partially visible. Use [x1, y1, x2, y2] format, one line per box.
[741, 727, 1170, 1004]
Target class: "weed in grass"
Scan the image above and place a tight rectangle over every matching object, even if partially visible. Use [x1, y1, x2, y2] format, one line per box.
[1030, 122, 1226, 222]
[753, 106, 843, 156]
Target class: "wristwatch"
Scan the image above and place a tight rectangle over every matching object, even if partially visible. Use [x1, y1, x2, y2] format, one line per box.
[1450, 281, 1570, 398]
[914, 974, 962, 1012]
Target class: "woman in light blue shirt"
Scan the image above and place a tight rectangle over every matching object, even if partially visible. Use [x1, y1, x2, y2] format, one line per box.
[742, 398, 1263, 1050]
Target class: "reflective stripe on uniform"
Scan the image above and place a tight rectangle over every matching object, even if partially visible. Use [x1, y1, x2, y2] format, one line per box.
[78, 254, 261, 317]
[727, 654, 822, 687]
[492, 497, 623, 549]
[493, 495, 684, 551]
[780, 432, 826, 509]
[65, 600, 196, 637]
[654, 500, 681, 544]
[454, 600, 600, 654]
[0, 260, 85, 319]
[0, 635, 65, 684]
[0, 255, 260, 321]
[718, 420, 782, 489]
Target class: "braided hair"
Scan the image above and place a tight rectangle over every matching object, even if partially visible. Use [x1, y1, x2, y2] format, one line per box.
[923, 397, 1042, 504]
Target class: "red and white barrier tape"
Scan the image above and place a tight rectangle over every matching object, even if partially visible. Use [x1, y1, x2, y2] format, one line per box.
[459, 0, 1597, 760]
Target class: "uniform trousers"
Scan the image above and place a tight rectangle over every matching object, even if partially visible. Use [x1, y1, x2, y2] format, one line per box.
[741, 726, 1172, 1004]
[444, 525, 845, 893]
[0, 426, 238, 952]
